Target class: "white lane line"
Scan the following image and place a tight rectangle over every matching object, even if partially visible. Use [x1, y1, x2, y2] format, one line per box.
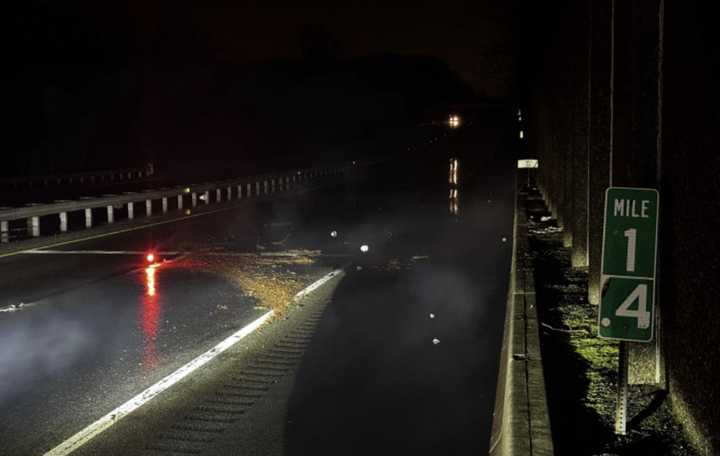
[44, 268, 344, 456]
[25, 249, 183, 255]
[294, 269, 343, 302]
[0, 302, 37, 313]
[44, 310, 273, 456]
[24, 249, 352, 258]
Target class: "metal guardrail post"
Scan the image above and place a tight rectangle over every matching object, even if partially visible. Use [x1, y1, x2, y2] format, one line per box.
[162, 197, 168, 213]
[107, 206, 114, 223]
[226, 187, 231, 201]
[85, 208, 92, 228]
[146, 200, 152, 217]
[203, 191, 210, 204]
[177, 195, 183, 210]
[1, 220, 8, 243]
[59, 212, 68, 232]
[216, 188, 222, 202]
[192, 193, 197, 207]
[28, 216, 40, 237]
[127, 202, 134, 220]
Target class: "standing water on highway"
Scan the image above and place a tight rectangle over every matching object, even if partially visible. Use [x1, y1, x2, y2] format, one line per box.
[0, 126, 515, 455]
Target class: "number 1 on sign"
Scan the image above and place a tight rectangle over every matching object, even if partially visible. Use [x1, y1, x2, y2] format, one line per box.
[616, 284, 650, 329]
[624, 228, 637, 272]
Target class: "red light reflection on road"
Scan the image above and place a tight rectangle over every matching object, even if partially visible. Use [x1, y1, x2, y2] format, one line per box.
[146, 266, 157, 297]
[142, 266, 160, 370]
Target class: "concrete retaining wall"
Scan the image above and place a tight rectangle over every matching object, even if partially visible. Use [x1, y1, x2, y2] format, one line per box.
[521, 0, 720, 453]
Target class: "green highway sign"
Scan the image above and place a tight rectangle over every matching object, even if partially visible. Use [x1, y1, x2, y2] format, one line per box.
[598, 187, 659, 342]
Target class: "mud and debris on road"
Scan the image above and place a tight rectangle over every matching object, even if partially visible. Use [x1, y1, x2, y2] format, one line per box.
[196, 250, 322, 317]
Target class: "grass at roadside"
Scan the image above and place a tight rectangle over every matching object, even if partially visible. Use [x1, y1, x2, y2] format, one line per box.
[525, 192, 696, 456]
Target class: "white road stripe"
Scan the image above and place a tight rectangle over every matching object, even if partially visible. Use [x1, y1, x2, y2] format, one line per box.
[24, 249, 351, 258]
[44, 268, 343, 456]
[25, 249, 182, 255]
[294, 269, 343, 302]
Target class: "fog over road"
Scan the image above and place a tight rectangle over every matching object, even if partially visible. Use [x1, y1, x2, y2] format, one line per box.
[0, 126, 514, 455]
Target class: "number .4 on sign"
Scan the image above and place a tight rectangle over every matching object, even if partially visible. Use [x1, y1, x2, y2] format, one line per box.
[598, 187, 659, 342]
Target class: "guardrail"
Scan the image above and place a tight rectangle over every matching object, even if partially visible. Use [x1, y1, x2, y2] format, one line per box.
[0, 164, 346, 244]
[0, 165, 154, 190]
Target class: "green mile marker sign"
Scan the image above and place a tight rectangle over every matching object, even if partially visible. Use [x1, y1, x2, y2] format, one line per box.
[599, 187, 659, 342]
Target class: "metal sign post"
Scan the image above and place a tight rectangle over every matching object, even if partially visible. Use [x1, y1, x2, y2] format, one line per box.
[599, 187, 659, 434]
[615, 341, 629, 434]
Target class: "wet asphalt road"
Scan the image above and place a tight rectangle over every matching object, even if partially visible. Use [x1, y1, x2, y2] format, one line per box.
[0, 188, 339, 455]
[0, 125, 515, 455]
[283, 128, 514, 455]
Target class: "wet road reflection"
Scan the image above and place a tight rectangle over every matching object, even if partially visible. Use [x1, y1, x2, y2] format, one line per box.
[285, 138, 514, 456]
[449, 158, 460, 216]
[141, 265, 161, 369]
[449, 158, 458, 186]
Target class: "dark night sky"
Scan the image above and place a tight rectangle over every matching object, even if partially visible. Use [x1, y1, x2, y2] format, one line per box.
[188, 0, 512, 95]
[7, 1, 516, 177]
[129, 1, 515, 96]
[12, 1, 515, 95]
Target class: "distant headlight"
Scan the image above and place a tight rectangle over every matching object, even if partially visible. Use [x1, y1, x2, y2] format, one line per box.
[330, 230, 338, 238]
[360, 244, 370, 253]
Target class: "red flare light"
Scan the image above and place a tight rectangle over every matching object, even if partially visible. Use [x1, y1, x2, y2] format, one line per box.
[146, 253, 155, 263]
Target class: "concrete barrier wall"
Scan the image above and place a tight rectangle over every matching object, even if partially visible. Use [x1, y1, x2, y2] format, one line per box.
[522, 0, 719, 453]
[489, 180, 554, 456]
[658, 2, 720, 453]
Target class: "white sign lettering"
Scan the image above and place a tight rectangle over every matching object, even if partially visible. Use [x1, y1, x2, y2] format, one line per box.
[613, 199, 651, 218]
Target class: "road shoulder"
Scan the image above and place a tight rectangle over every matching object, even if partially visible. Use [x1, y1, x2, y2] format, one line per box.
[73, 269, 343, 456]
